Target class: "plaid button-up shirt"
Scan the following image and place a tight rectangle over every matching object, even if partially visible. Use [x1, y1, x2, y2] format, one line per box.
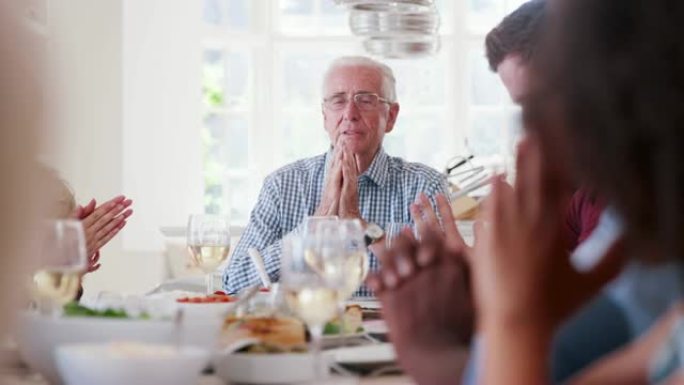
[223, 147, 449, 297]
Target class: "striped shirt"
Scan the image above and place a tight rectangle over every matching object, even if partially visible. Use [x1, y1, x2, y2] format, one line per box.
[223, 147, 449, 297]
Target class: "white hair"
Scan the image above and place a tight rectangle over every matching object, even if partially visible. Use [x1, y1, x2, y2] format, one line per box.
[322, 56, 397, 102]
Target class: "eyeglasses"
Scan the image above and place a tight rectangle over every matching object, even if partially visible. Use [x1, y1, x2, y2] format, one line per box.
[322, 92, 391, 111]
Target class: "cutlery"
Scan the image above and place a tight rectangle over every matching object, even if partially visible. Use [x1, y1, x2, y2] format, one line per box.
[247, 248, 271, 289]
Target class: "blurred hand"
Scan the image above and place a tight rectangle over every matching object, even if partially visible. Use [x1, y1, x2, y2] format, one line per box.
[86, 251, 101, 273]
[73, 198, 96, 220]
[411, 192, 471, 264]
[368, 228, 473, 385]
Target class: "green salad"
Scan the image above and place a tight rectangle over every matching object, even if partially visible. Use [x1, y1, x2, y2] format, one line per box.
[323, 321, 364, 335]
[62, 302, 150, 319]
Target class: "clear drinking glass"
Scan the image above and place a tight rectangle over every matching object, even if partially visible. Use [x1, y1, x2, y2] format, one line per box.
[186, 214, 231, 293]
[281, 233, 343, 380]
[315, 219, 369, 301]
[300, 215, 339, 235]
[32, 219, 88, 313]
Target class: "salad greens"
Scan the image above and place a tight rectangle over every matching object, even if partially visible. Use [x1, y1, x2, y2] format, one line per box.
[62, 302, 150, 319]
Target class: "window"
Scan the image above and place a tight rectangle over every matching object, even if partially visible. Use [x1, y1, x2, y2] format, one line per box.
[200, 0, 525, 225]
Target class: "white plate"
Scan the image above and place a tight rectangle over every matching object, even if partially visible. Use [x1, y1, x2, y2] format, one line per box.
[16, 311, 221, 385]
[213, 352, 329, 384]
[321, 332, 369, 349]
[347, 299, 381, 310]
[176, 301, 235, 320]
[145, 277, 207, 295]
[56, 343, 210, 385]
[332, 343, 396, 365]
[322, 332, 367, 341]
[363, 319, 388, 335]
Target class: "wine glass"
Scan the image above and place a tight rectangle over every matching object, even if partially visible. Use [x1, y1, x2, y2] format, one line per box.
[315, 219, 368, 301]
[281, 233, 344, 381]
[300, 215, 338, 235]
[186, 214, 231, 293]
[32, 219, 87, 313]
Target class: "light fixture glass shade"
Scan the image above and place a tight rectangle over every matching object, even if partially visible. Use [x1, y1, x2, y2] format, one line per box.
[333, 0, 441, 58]
[350, 4, 439, 37]
[363, 35, 441, 58]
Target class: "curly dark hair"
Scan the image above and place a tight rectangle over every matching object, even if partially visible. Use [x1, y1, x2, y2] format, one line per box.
[485, 0, 546, 72]
[537, 0, 684, 259]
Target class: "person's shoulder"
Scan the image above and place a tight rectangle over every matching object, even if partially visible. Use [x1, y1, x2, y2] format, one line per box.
[387, 155, 445, 184]
[264, 153, 326, 184]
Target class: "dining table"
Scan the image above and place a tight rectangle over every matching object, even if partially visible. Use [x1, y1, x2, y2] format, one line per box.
[7, 283, 416, 385]
[1, 368, 414, 385]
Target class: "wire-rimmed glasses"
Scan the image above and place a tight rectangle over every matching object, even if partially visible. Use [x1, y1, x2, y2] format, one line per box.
[322, 92, 391, 111]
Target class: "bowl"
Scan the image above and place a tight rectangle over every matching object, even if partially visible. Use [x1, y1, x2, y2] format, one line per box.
[177, 301, 235, 320]
[55, 342, 209, 385]
[213, 351, 331, 384]
[15, 311, 220, 385]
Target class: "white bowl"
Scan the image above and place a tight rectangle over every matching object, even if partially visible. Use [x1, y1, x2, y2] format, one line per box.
[55, 343, 209, 385]
[177, 301, 235, 320]
[15, 311, 220, 385]
[213, 351, 331, 384]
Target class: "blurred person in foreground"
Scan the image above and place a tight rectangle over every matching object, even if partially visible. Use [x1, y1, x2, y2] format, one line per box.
[0, 2, 48, 337]
[466, 1, 642, 383]
[370, 0, 684, 384]
[365, 2, 622, 383]
[224, 56, 448, 297]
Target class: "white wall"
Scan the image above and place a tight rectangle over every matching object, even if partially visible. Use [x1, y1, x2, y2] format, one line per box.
[48, 0, 204, 296]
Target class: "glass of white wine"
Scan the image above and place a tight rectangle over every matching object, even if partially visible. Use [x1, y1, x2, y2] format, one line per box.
[281, 233, 344, 381]
[32, 219, 87, 314]
[315, 219, 368, 301]
[186, 214, 231, 293]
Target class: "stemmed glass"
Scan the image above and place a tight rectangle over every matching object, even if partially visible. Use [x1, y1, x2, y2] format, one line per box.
[186, 214, 231, 293]
[32, 219, 88, 314]
[315, 219, 369, 301]
[281, 233, 344, 381]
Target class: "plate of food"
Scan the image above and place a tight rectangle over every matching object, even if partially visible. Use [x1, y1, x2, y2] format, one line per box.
[175, 291, 236, 319]
[214, 315, 329, 384]
[17, 300, 222, 385]
[321, 305, 369, 347]
[331, 343, 398, 375]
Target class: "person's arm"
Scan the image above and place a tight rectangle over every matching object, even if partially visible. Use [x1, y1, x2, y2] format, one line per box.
[223, 176, 286, 294]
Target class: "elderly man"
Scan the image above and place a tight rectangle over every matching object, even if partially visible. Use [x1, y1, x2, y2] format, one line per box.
[223, 56, 448, 296]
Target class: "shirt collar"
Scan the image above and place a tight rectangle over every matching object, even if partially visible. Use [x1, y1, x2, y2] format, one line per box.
[362, 147, 390, 188]
[323, 146, 390, 188]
